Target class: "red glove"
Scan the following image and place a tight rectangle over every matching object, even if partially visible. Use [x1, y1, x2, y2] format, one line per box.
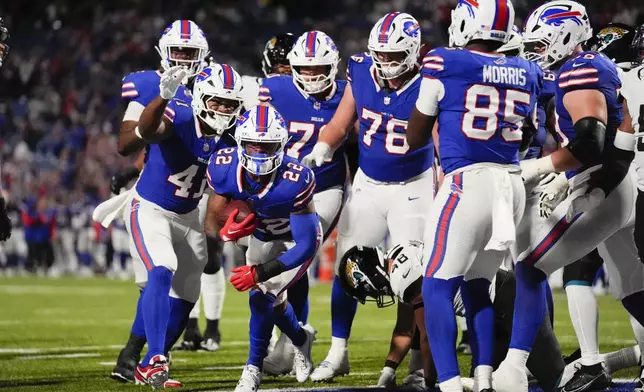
[219, 209, 257, 242]
[230, 265, 258, 291]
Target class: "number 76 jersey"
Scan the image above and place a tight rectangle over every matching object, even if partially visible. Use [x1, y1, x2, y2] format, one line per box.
[423, 47, 543, 174]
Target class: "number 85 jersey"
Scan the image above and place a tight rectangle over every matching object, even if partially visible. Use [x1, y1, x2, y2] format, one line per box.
[349, 53, 433, 182]
[422, 48, 542, 174]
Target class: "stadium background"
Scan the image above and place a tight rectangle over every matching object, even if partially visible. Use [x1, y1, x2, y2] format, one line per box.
[1, 1, 644, 391]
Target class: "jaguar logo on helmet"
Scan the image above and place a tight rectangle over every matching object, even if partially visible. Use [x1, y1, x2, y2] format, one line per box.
[403, 21, 420, 38]
[344, 260, 363, 288]
[540, 7, 583, 27]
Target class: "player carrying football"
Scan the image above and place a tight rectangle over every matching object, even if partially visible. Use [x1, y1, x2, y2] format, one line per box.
[258, 30, 348, 376]
[406, 0, 543, 390]
[302, 12, 435, 381]
[205, 105, 319, 391]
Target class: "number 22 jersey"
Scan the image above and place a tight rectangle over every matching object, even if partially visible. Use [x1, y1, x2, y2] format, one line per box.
[349, 53, 433, 183]
[422, 47, 542, 174]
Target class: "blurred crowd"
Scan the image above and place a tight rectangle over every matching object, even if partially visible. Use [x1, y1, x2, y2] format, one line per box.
[0, 0, 643, 276]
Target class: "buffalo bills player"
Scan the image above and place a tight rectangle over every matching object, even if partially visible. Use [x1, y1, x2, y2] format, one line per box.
[302, 12, 434, 381]
[406, 0, 543, 390]
[109, 20, 210, 384]
[205, 105, 319, 391]
[121, 63, 243, 389]
[495, 2, 644, 391]
[257, 30, 347, 376]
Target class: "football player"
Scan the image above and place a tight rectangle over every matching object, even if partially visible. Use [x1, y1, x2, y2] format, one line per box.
[108, 20, 210, 384]
[302, 12, 434, 381]
[257, 30, 347, 376]
[204, 105, 319, 391]
[0, 16, 11, 243]
[406, 0, 544, 390]
[496, 2, 644, 391]
[123, 63, 243, 389]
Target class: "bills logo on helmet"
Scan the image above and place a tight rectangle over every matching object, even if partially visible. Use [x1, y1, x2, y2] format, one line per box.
[324, 35, 338, 51]
[460, 0, 479, 18]
[196, 67, 213, 82]
[540, 6, 584, 26]
[403, 20, 420, 38]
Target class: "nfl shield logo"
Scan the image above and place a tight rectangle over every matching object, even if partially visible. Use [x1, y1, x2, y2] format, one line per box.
[203, 144, 210, 152]
[384, 96, 391, 105]
[314, 102, 321, 110]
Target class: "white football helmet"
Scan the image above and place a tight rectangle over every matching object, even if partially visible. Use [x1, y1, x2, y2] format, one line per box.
[192, 64, 244, 137]
[156, 20, 210, 78]
[498, 25, 524, 56]
[288, 31, 340, 95]
[449, 0, 515, 48]
[367, 12, 421, 80]
[235, 105, 288, 176]
[523, 0, 592, 69]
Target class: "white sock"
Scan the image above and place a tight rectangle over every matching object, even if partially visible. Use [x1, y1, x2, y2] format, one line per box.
[438, 375, 463, 392]
[506, 348, 530, 369]
[457, 315, 468, 331]
[408, 349, 422, 373]
[202, 270, 226, 320]
[329, 336, 348, 359]
[629, 315, 644, 366]
[474, 365, 493, 391]
[565, 285, 600, 366]
[189, 295, 201, 319]
[601, 345, 640, 374]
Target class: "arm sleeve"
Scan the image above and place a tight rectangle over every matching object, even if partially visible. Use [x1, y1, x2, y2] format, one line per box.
[416, 77, 444, 116]
[277, 211, 321, 271]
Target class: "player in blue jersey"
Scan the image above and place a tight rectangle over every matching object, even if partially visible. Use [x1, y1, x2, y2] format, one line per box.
[301, 12, 434, 381]
[109, 19, 211, 385]
[494, 2, 644, 391]
[406, 0, 542, 390]
[115, 63, 243, 389]
[256, 30, 347, 376]
[204, 105, 319, 391]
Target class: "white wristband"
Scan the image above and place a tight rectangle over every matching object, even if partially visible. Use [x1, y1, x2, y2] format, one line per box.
[134, 126, 143, 139]
[614, 130, 635, 151]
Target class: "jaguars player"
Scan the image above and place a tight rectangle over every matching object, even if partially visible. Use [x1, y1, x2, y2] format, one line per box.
[257, 30, 347, 376]
[302, 12, 434, 381]
[109, 19, 209, 384]
[204, 105, 318, 391]
[0, 17, 11, 243]
[495, 2, 644, 391]
[121, 63, 243, 389]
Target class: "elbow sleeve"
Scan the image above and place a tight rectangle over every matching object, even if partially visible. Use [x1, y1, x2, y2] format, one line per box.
[566, 117, 606, 166]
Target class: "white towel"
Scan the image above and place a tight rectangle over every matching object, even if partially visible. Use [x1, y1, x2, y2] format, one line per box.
[485, 169, 515, 251]
[92, 190, 130, 228]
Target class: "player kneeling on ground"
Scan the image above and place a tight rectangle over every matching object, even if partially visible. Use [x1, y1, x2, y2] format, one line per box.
[204, 105, 320, 391]
[338, 242, 579, 392]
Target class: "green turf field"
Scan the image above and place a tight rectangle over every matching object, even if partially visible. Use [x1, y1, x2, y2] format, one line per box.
[0, 277, 640, 391]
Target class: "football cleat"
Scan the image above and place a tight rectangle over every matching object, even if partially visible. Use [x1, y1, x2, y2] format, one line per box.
[135, 354, 169, 389]
[402, 369, 426, 390]
[263, 333, 295, 376]
[201, 320, 222, 352]
[376, 366, 396, 388]
[176, 324, 203, 351]
[634, 366, 644, 392]
[234, 365, 262, 392]
[293, 324, 316, 382]
[562, 348, 582, 365]
[493, 360, 528, 392]
[558, 363, 611, 392]
[310, 349, 350, 382]
[110, 346, 140, 383]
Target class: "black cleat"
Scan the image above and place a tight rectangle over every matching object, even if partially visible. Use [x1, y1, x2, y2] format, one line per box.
[563, 348, 582, 365]
[110, 347, 140, 383]
[201, 319, 221, 351]
[176, 318, 203, 351]
[559, 362, 611, 392]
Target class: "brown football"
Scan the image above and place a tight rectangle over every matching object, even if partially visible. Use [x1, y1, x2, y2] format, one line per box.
[216, 200, 253, 227]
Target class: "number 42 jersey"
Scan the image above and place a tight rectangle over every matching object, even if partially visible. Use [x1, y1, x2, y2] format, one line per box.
[422, 47, 543, 174]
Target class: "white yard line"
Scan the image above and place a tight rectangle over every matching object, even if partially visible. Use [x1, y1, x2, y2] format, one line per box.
[17, 353, 100, 360]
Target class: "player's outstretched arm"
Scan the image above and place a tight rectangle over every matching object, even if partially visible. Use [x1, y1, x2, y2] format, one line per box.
[138, 96, 175, 143]
[117, 118, 146, 156]
[302, 84, 357, 167]
[407, 77, 441, 150]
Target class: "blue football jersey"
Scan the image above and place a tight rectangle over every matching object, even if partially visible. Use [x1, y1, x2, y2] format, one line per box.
[348, 53, 433, 182]
[259, 75, 348, 192]
[121, 70, 191, 107]
[555, 51, 623, 177]
[525, 70, 557, 160]
[207, 148, 316, 242]
[135, 97, 236, 214]
[422, 48, 543, 174]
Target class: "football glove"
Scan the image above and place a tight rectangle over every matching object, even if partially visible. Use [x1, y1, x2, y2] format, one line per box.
[219, 209, 257, 242]
[301, 142, 331, 168]
[229, 265, 258, 291]
[538, 173, 569, 218]
[159, 66, 188, 100]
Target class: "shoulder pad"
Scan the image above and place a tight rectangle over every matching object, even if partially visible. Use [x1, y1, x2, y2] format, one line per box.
[207, 147, 237, 192]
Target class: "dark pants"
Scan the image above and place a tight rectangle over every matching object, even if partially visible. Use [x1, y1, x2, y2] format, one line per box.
[563, 249, 604, 287]
[634, 190, 644, 265]
[26, 241, 54, 271]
